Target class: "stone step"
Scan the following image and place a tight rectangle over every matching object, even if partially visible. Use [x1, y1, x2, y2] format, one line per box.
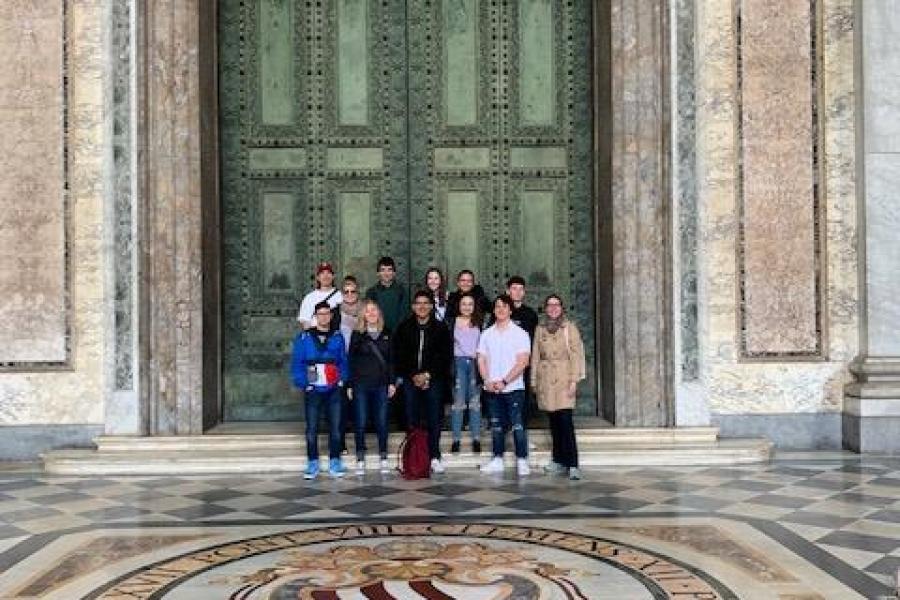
[93, 426, 720, 453]
[42, 436, 772, 475]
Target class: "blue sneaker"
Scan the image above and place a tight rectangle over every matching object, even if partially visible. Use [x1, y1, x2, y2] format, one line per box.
[303, 460, 319, 480]
[329, 458, 346, 478]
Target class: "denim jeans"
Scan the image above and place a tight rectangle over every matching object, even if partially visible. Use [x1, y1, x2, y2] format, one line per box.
[353, 384, 389, 461]
[486, 389, 528, 459]
[304, 388, 342, 461]
[451, 357, 481, 443]
[403, 380, 443, 460]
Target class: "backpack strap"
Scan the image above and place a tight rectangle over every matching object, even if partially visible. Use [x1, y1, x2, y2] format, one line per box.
[366, 335, 388, 372]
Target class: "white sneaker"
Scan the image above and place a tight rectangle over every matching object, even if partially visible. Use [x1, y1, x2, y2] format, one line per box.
[517, 458, 531, 477]
[430, 458, 446, 474]
[481, 456, 505, 474]
[355, 460, 366, 475]
[379, 458, 390, 473]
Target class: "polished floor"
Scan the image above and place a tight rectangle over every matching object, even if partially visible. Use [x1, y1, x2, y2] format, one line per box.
[0, 452, 898, 598]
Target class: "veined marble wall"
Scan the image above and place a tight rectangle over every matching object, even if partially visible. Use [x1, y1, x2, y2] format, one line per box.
[692, 0, 857, 424]
[0, 0, 109, 426]
[0, 0, 864, 453]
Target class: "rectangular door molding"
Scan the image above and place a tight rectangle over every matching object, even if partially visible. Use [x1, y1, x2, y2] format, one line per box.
[220, 0, 408, 420]
[409, 0, 596, 413]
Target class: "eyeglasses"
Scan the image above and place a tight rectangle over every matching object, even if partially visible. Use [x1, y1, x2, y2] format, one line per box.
[343, 290, 358, 295]
[413, 301, 433, 306]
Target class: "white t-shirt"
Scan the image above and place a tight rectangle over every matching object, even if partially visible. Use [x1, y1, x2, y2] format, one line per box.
[297, 288, 343, 328]
[476, 321, 531, 391]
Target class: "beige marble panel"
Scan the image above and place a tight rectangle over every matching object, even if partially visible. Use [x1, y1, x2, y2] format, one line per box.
[0, 2, 67, 363]
[695, 0, 857, 414]
[739, 0, 818, 356]
[0, 0, 109, 423]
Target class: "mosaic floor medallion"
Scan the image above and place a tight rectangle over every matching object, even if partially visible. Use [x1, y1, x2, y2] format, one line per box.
[88, 523, 738, 599]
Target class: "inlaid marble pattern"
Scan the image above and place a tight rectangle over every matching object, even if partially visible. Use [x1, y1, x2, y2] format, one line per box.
[0, 2, 68, 365]
[0, 455, 897, 598]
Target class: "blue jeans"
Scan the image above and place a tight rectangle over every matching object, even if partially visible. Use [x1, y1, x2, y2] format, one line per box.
[486, 389, 528, 459]
[403, 380, 443, 460]
[451, 357, 481, 443]
[305, 388, 342, 461]
[353, 384, 389, 460]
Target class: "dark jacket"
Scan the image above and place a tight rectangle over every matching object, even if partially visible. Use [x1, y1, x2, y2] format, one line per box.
[484, 303, 538, 340]
[393, 316, 453, 382]
[290, 329, 349, 391]
[365, 281, 408, 333]
[446, 284, 493, 322]
[348, 329, 395, 388]
[511, 304, 539, 340]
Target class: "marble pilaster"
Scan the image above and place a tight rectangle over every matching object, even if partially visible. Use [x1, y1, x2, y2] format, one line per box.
[138, 0, 206, 435]
[844, 0, 900, 453]
[102, 0, 141, 436]
[608, 0, 674, 427]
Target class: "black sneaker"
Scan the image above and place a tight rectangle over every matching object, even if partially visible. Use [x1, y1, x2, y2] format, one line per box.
[451, 440, 461, 454]
[472, 440, 481, 454]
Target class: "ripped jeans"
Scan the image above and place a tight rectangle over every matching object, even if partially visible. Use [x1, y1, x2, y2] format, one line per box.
[450, 357, 481, 443]
[486, 389, 528, 459]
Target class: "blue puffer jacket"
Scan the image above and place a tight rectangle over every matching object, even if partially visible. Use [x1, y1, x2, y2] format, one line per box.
[290, 329, 349, 391]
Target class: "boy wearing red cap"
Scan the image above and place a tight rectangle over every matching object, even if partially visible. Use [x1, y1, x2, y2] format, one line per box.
[297, 262, 343, 331]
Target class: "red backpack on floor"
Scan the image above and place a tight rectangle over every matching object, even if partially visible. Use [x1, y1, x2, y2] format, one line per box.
[398, 428, 431, 480]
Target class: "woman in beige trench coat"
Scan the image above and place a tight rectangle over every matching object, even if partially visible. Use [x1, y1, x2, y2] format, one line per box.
[530, 294, 586, 480]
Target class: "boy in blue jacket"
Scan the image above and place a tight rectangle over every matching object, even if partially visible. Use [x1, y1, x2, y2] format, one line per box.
[291, 301, 350, 479]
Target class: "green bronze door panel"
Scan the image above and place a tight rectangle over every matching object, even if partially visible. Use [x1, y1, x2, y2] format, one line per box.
[408, 0, 597, 414]
[220, 0, 409, 420]
[220, 0, 597, 420]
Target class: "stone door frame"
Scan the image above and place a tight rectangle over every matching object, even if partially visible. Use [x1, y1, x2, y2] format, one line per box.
[134, 0, 673, 434]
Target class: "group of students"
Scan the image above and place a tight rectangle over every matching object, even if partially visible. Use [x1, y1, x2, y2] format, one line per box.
[290, 256, 587, 481]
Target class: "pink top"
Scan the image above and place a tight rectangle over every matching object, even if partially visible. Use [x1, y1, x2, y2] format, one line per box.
[454, 322, 480, 358]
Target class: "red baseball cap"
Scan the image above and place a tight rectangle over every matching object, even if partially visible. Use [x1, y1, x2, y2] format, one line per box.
[316, 262, 334, 274]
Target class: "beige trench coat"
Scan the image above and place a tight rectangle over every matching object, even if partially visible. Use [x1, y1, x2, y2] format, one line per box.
[530, 321, 586, 412]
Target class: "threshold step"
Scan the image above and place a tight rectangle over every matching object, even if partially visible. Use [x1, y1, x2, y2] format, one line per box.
[94, 427, 719, 452]
[43, 438, 772, 475]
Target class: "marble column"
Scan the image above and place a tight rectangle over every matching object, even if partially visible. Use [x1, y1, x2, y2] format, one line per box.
[844, 0, 900, 452]
[136, 0, 207, 435]
[608, 0, 674, 426]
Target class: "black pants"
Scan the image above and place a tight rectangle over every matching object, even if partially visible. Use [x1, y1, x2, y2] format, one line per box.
[548, 409, 578, 468]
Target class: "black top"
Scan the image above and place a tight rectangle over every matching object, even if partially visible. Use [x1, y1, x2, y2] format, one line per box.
[511, 304, 539, 340]
[393, 316, 453, 382]
[348, 329, 394, 387]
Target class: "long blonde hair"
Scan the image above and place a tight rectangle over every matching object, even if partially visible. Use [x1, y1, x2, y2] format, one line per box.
[355, 299, 385, 333]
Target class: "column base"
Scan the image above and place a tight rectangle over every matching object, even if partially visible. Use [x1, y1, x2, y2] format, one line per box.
[843, 358, 900, 454]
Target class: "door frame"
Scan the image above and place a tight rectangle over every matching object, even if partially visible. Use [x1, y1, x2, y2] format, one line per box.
[136, 0, 673, 433]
